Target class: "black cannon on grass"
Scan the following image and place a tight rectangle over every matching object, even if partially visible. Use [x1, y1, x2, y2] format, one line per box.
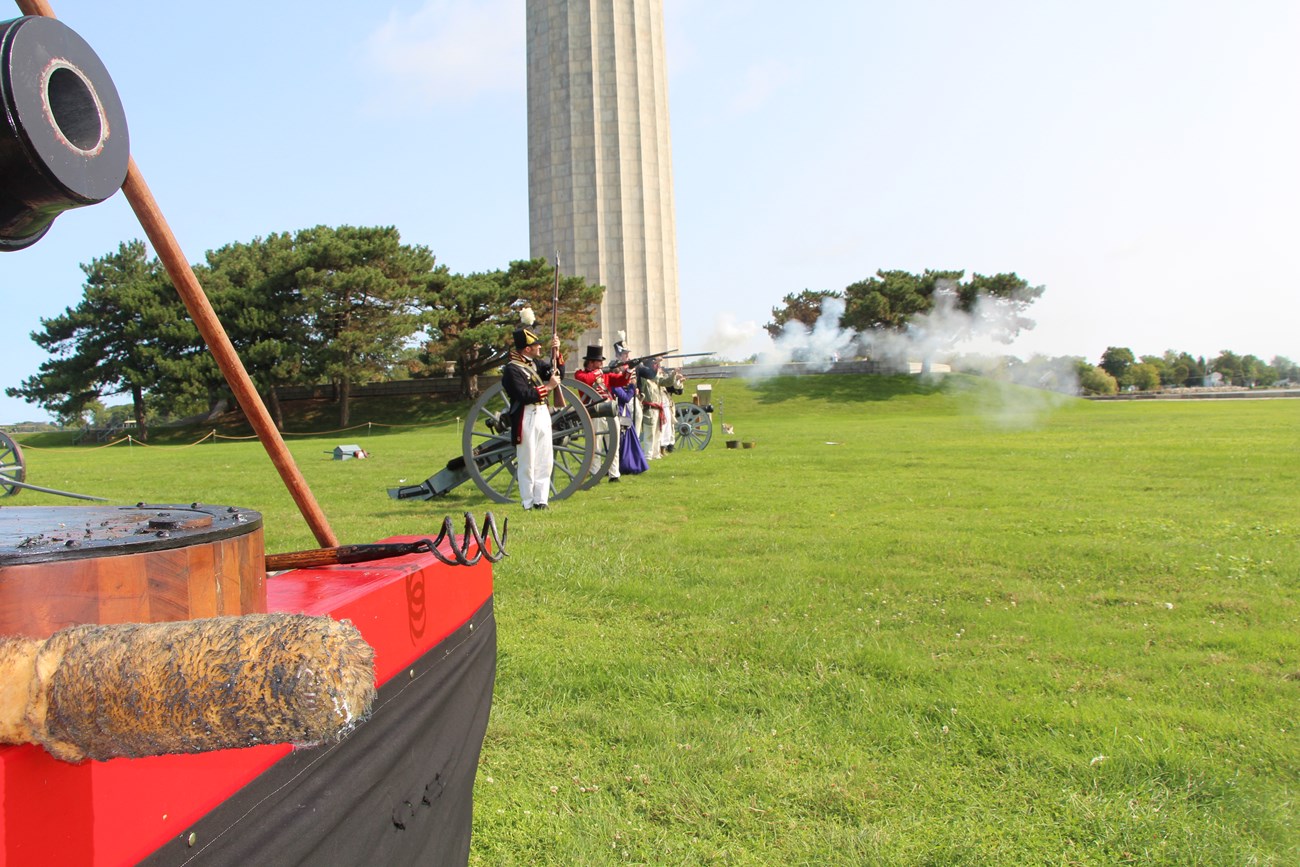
[389, 379, 617, 504]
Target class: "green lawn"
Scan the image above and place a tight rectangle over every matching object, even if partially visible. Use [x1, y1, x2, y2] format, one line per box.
[12, 375, 1300, 864]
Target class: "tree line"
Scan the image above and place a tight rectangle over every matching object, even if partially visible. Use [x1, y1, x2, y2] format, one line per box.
[8, 226, 603, 439]
[1086, 347, 1298, 394]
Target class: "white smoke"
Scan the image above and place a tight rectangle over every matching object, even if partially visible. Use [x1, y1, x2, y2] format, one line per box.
[748, 297, 857, 379]
[864, 286, 1025, 371]
[745, 288, 1080, 424]
[702, 313, 765, 360]
[947, 353, 1079, 428]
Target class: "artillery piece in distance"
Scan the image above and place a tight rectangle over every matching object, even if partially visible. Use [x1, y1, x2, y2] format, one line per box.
[0, 431, 106, 501]
[389, 379, 714, 504]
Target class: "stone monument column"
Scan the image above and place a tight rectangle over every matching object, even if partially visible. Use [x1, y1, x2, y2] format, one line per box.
[526, 0, 682, 356]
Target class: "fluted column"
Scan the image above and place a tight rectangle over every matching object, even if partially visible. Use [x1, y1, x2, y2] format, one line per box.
[527, 0, 682, 356]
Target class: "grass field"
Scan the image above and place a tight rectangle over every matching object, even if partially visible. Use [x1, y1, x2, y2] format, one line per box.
[11, 374, 1300, 865]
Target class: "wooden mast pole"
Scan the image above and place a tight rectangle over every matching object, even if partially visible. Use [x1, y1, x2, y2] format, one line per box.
[15, 0, 339, 547]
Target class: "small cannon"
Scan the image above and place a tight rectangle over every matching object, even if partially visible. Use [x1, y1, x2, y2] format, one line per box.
[649, 362, 715, 452]
[390, 379, 620, 504]
[672, 403, 713, 450]
[0, 433, 24, 497]
[0, 431, 105, 500]
[666, 381, 717, 451]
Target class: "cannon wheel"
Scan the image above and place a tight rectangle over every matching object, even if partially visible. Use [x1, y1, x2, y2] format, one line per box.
[673, 403, 713, 451]
[567, 378, 618, 490]
[461, 381, 596, 504]
[0, 431, 25, 497]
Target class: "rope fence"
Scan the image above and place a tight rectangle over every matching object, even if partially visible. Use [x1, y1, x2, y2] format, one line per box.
[15, 417, 460, 450]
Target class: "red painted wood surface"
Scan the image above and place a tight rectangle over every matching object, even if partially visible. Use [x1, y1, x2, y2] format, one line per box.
[0, 536, 493, 866]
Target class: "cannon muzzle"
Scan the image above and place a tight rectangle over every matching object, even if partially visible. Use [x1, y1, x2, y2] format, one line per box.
[0, 16, 130, 250]
[586, 398, 616, 419]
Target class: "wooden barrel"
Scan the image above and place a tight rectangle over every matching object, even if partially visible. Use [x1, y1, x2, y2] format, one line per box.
[0, 504, 265, 639]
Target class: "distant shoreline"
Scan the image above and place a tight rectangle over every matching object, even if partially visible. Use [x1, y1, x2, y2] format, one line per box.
[1085, 388, 1300, 401]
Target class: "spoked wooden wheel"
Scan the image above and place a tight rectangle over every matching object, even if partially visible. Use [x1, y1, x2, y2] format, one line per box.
[461, 382, 596, 504]
[0, 431, 25, 497]
[566, 378, 618, 490]
[673, 403, 713, 451]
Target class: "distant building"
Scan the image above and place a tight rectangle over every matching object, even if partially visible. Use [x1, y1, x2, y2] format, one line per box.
[526, 0, 682, 355]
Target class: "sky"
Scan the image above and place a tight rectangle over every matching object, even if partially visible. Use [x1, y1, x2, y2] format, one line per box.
[2, 0, 1298, 423]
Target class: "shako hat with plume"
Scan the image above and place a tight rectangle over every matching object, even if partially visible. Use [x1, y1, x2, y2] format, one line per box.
[513, 305, 540, 350]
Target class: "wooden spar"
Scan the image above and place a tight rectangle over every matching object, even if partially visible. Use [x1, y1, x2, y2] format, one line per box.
[118, 164, 339, 547]
[265, 541, 428, 572]
[14, 0, 339, 547]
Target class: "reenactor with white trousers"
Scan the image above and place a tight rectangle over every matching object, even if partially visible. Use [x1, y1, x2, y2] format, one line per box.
[638, 358, 666, 460]
[502, 322, 563, 510]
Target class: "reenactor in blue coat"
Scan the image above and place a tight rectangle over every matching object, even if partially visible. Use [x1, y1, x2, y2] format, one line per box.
[502, 314, 563, 510]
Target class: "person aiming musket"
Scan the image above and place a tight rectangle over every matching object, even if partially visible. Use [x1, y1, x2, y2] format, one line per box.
[574, 340, 635, 484]
[607, 350, 714, 374]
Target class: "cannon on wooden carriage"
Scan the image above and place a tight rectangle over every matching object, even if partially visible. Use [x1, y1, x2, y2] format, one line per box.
[1, 9, 507, 861]
[0, 430, 106, 500]
[672, 397, 714, 451]
[388, 355, 721, 503]
[649, 361, 715, 452]
[389, 378, 618, 504]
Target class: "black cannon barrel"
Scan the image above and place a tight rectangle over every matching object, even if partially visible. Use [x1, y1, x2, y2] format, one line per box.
[0, 15, 130, 251]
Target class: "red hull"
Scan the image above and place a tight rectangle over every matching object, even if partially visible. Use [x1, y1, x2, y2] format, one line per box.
[0, 536, 493, 866]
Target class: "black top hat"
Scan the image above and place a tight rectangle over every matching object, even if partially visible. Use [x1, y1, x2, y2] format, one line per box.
[583, 344, 605, 361]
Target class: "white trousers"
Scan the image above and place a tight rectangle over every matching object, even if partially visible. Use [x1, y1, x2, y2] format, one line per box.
[641, 409, 661, 460]
[595, 414, 620, 478]
[517, 404, 553, 508]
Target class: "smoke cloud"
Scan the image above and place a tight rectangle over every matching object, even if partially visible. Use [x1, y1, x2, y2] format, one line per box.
[702, 313, 766, 360]
[864, 288, 1020, 369]
[746, 289, 1080, 425]
[748, 297, 856, 379]
[947, 353, 1079, 429]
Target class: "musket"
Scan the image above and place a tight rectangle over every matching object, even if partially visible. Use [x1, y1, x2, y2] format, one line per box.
[550, 252, 566, 407]
[608, 350, 715, 372]
[607, 349, 677, 373]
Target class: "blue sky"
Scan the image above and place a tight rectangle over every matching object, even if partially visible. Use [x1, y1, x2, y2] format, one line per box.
[3, 0, 1297, 422]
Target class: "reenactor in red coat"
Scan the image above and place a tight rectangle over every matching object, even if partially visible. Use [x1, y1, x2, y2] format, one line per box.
[574, 343, 633, 483]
